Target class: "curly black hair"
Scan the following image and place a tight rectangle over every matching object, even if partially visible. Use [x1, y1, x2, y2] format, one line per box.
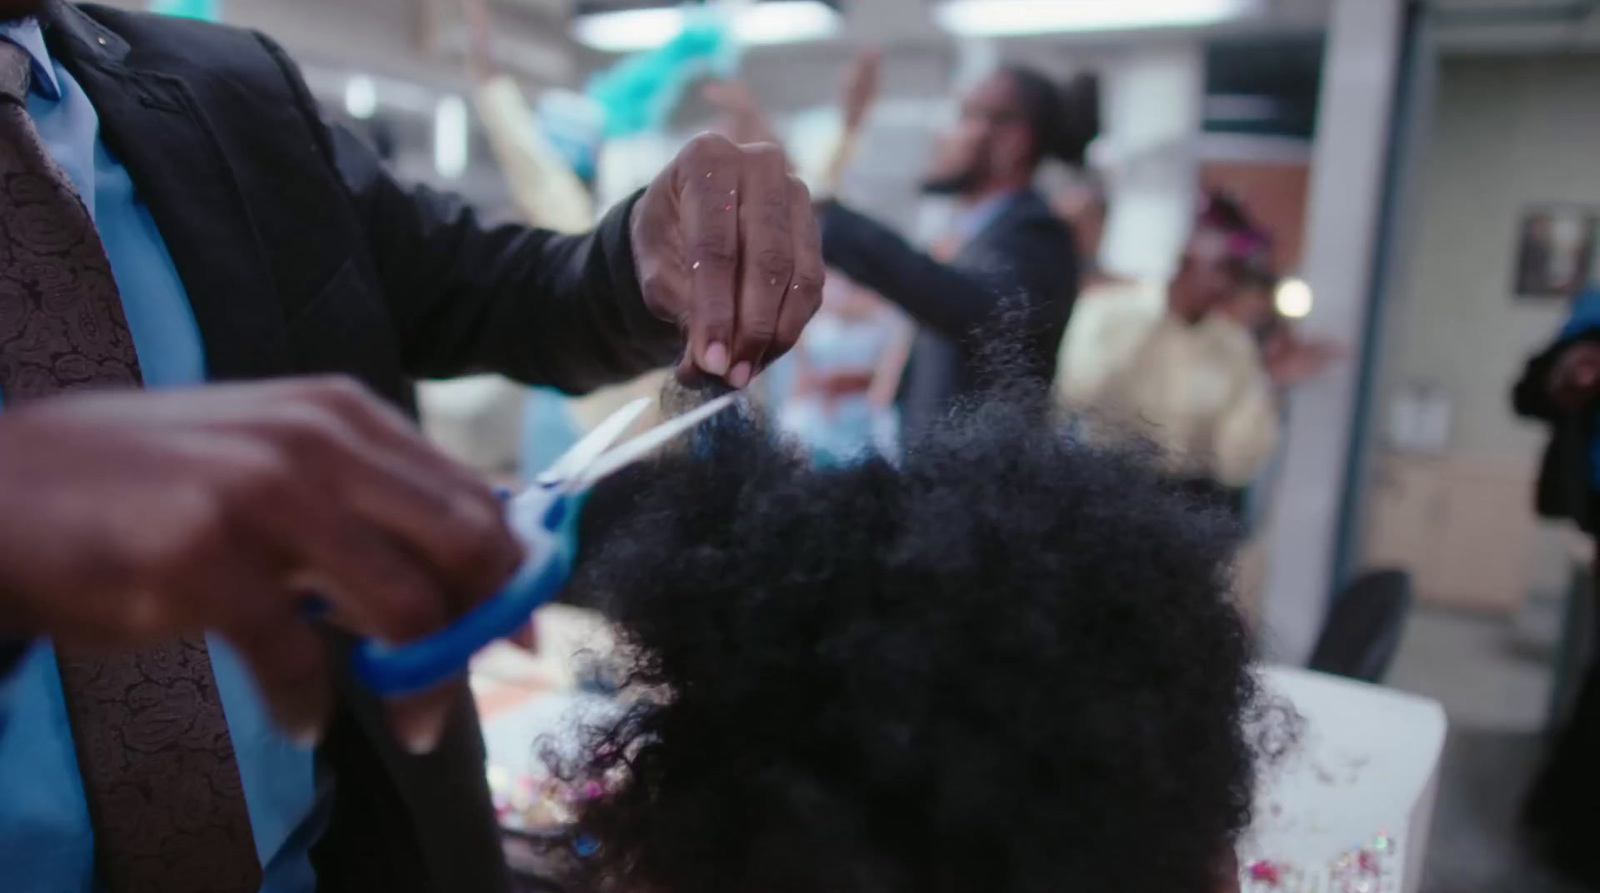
[560, 374, 1260, 893]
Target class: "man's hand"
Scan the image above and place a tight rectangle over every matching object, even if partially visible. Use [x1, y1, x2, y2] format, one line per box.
[1551, 341, 1600, 410]
[1262, 330, 1343, 389]
[632, 133, 824, 389]
[0, 378, 524, 752]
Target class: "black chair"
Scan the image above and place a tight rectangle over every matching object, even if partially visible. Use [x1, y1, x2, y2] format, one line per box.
[1307, 569, 1414, 683]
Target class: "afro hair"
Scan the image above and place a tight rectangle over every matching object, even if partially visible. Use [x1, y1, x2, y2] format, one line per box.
[559, 372, 1261, 893]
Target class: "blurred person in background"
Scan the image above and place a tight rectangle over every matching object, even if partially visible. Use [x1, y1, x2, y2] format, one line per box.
[816, 67, 1098, 437]
[457, 0, 667, 485]
[1051, 170, 1135, 294]
[777, 270, 912, 464]
[1512, 283, 1600, 887]
[1058, 195, 1281, 516]
[0, 3, 822, 892]
[706, 61, 1098, 437]
[1218, 271, 1342, 392]
[703, 49, 915, 459]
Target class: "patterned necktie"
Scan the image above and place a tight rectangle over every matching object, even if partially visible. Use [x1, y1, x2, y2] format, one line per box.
[0, 42, 263, 893]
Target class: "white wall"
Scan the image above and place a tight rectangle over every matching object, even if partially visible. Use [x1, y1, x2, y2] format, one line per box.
[1260, 0, 1404, 663]
[1359, 53, 1600, 599]
[1376, 54, 1600, 466]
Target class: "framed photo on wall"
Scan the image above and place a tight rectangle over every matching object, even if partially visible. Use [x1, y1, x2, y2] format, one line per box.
[1514, 205, 1598, 299]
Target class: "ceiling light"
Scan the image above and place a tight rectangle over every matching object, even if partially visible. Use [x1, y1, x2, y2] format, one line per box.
[934, 0, 1256, 38]
[1275, 277, 1313, 319]
[344, 75, 378, 120]
[573, 1, 840, 53]
[434, 95, 469, 180]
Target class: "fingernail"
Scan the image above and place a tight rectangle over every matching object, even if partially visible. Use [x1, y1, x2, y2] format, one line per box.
[729, 362, 753, 389]
[702, 342, 730, 376]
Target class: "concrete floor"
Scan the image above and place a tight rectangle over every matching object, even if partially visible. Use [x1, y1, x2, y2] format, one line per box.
[1384, 605, 1592, 893]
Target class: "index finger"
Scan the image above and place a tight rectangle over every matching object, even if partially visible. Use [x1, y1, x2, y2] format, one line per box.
[677, 135, 743, 380]
[731, 143, 795, 386]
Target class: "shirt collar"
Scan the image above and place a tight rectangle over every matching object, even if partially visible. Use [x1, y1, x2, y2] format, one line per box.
[0, 18, 60, 101]
[953, 191, 1023, 246]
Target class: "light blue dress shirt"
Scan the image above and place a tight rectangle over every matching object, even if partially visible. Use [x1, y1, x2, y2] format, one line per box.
[951, 191, 1023, 249]
[0, 20, 322, 893]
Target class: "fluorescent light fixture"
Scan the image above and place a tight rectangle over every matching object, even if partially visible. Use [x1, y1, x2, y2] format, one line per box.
[434, 95, 470, 180]
[934, 0, 1255, 37]
[573, 1, 840, 53]
[1275, 277, 1314, 319]
[344, 75, 378, 120]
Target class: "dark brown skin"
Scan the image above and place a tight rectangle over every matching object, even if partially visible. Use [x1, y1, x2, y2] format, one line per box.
[1551, 341, 1600, 410]
[0, 378, 525, 752]
[0, 102, 823, 743]
[1168, 229, 1243, 323]
[633, 133, 824, 389]
[921, 71, 1040, 199]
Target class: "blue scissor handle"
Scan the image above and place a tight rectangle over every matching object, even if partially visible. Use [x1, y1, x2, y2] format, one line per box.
[351, 488, 580, 696]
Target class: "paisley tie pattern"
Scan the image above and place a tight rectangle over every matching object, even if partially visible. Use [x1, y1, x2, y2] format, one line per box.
[0, 42, 262, 893]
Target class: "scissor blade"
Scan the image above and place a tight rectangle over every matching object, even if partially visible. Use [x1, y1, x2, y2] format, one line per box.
[536, 396, 654, 487]
[575, 393, 738, 489]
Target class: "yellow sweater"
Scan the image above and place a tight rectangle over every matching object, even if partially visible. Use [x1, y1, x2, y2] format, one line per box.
[1057, 281, 1279, 488]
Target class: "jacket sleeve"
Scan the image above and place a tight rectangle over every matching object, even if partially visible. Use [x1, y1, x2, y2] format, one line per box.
[818, 201, 1077, 343]
[0, 639, 34, 729]
[258, 35, 681, 396]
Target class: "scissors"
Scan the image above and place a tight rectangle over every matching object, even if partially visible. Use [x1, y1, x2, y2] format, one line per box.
[351, 392, 739, 697]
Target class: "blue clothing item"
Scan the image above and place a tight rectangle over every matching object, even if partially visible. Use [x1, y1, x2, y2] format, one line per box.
[952, 191, 1023, 248]
[0, 21, 323, 893]
[1558, 286, 1600, 488]
[777, 313, 898, 465]
[520, 387, 581, 476]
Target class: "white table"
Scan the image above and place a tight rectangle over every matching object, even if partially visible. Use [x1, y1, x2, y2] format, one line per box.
[1243, 667, 1448, 893]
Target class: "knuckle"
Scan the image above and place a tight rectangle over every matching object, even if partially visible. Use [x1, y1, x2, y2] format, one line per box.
[744, 141, 786, 167]
[270, 405, 342, 460]
[739, 323, 778, 349]
[300, 375, 371, 414]
[786, 175, 812, 203]
[754, 247, 795, 284]
[791, 267, 826, 297]
[146, 491, 230, 576]
[217, 445, 294, 506]
[685, 132, 735, 164]
[692, 234, 739, 271]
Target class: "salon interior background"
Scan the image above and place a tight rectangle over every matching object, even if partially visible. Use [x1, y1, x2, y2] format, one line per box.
[112, 0, 1600, 753]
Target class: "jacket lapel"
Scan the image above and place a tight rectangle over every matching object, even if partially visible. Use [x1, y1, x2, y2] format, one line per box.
[43, 1, 292, 381]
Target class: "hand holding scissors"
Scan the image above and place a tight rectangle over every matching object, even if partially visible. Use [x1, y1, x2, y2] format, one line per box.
[351, 393, 739, 697]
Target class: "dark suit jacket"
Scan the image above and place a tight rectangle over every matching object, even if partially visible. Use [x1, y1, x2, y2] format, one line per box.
[28, 3, 683, 891]
[1514, 333, 1600, 532]
[818, 190, 1078, 436]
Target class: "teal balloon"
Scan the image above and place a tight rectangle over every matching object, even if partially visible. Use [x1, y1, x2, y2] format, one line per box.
[586, 15, 739, 138]
[150, 0, 221, 21]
